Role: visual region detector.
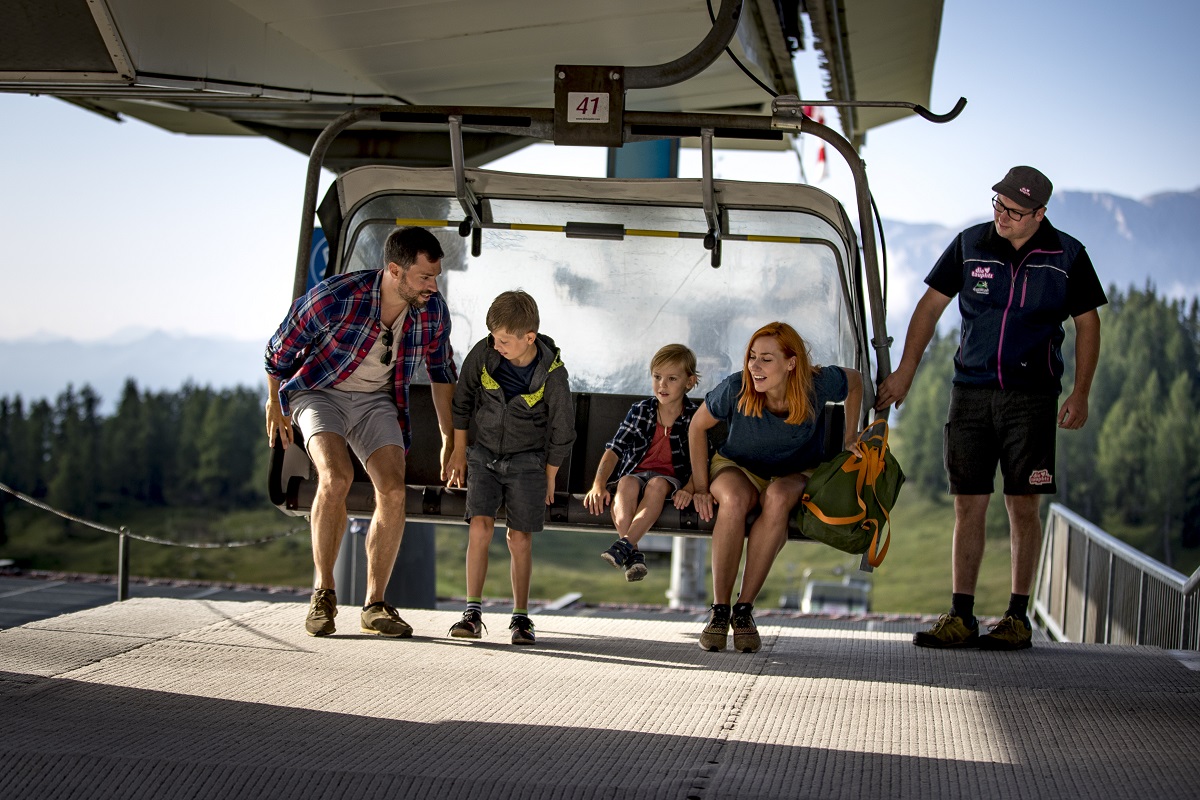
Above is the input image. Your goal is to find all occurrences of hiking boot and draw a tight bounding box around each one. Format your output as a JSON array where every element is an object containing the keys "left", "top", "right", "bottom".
[
  {"left": 698, "top": 604, "right": 731, "bottom": 651},
  {"left": 305, "top": 588, "right": 337, "bottom": 637},
  {"left": 913, "top": 613, "right": 979, "bottom": 649},
  {"left": 624, "top": 549, "right": 648, "bottom": 582},
  {"left": 509, "top": 615, "right": 536, "bottom": 645},
  {"left": 731, "top": 603, "right": 761, "bottom": 653},
  {"left": 601, "top": 537, "right": 635, "bottom": 569},
  {"left": 360, "top": 602, "right": 413, "bottom": 638},
  {"left": 979, "top": 615, "right": 1033, "bottom": 651},
  {"left": 449, "top": 609, "right": 486, "bottom": 639}
]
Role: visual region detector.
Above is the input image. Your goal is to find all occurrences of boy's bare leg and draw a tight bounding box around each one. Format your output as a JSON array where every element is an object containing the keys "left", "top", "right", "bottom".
[
  {"left": 307, "top": 432, "right": 355, "bottom": 591},
  {"left": 362, "top": 444, "right": 408, "bottom": 605},
  {"left": 465, "top": 516, "right": 495, "bottom": 599},
  {"left": 610, "top": 477, "right": 641, "bottom": 538},
  {"left": 507, "top": 528, "right": 533, "bottom": 610},
  {"left": 736, "top": 475, "right": 805, "bottom": 605},
  {"left": 709, "top": 471, "right": 757, "bottom": 605},
  {"left": 624, "top": 477, "right": 672, "bottom": 547}
]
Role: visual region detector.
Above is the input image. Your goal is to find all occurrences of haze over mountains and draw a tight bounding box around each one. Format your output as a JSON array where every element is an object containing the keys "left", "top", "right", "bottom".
[{"left": 3, "top": 187, "right": 1197, "bottom": 410}]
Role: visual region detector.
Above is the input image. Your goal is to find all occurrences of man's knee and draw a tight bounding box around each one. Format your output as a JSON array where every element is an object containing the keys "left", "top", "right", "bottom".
[
  {"left": 315, "top": 461, "right": 354, "bottom": 497},
  {"left": 1005, "top": 494, "right": 1042, "bottom": 525},
  {"left": 366, "top": 446, "right": 407, "bottom": 494}
]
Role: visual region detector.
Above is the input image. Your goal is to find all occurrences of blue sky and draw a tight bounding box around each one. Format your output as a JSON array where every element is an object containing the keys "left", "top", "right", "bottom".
[{"left": 2, "top": 1, "right": 1197, "bottom": 344}]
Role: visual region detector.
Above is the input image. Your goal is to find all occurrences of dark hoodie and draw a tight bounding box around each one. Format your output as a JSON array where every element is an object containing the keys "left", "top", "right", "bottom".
[{"left": 451, "top": 333, "right": 576, "bottom": 467}]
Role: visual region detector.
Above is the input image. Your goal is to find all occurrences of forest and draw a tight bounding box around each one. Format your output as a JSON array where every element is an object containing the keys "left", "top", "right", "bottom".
[
  {"left": 0, "top": 381, "right": 269, "bottom": 544},
  {"left": 2, "top": 285, "right": 1198, "bottom": 569}
]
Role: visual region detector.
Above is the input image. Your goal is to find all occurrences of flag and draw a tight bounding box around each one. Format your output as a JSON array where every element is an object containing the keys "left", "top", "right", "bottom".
[{"left": 802, "top": 105, "right": 830, "bottom": 183}]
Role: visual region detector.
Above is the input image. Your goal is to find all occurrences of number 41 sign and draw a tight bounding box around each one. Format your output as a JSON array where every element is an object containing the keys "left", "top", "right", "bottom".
[{"left": 567, "top": 92, "right": 610, "bottom": 124}]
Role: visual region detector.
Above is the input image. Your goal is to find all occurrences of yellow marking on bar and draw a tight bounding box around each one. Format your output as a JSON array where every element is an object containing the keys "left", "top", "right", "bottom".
[
  {"left": 508, "top": 223, "right": 565, "bottom": 233},
  {"left": 394, "top": 218, "right": 452, "bottom": 228},
  {"left": 742, "top": 234, "right": 804, "bottom": 243},
  {"left": 625, "top": 229, "right": 680, "bottom": 238}
]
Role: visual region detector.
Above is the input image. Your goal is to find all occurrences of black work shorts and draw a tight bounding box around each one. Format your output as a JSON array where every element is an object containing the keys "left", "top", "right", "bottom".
[{"left": 944, "top": 384, "right": 1058, "bottom": 496}]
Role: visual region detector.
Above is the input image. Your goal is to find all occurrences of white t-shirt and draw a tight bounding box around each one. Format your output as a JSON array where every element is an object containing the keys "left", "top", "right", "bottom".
[{"left": 334, "top": 315, "right": 405, "bottom": 393}]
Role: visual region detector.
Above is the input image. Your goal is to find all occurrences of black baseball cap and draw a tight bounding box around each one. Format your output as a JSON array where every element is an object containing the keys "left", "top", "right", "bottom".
[{"left": 992, "top": 166, "right": 1052, "bottom": 209}]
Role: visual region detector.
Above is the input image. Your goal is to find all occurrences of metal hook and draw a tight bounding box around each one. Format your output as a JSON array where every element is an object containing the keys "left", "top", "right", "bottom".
[
  {"left": 701, "top": 128, "right": 723, "bottom": 268},
  {"left": 449, "top": 115, "right": 483, "bottom": 229}
]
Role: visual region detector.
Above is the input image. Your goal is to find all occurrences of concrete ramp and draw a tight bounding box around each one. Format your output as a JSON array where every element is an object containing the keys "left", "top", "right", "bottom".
[{"left": 2, "top": 599, "right": 1198, "bottom": 799}]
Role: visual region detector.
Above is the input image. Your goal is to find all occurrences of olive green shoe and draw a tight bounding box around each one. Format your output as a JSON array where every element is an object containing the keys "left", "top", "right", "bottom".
[
  {"left": 305, "top": 588, "right": 337, "bottom": 637},
  {"left": 731, "top": 603, "right": 761, "bottom": 654},
  {"left": 978, "top": 615, "right": 1033, "bottom": 651},
  {"left": 360, "top": 602, "right": 413, "bottom": 638},
  {"left": 913, "top": 613, "right": 979, "bottom": 649},
  {"left": 698, "top": 604, "right": 731, "bottom": 651}
]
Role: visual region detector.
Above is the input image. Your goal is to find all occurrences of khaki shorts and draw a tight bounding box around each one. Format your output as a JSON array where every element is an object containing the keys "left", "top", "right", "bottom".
[
  {"left": 290, "top": 389, "right": 405, "bottom": 467},
  {"left": 709, "top": 452, "right": 771, "bottom": 493},
  {"left": 709, "top": 453, "right": 814, "bottom": 493}
]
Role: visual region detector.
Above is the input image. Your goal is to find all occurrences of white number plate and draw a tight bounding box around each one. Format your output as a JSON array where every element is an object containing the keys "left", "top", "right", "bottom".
[{"left": 567, "top": 92, "right": 609, "bottom": 124}]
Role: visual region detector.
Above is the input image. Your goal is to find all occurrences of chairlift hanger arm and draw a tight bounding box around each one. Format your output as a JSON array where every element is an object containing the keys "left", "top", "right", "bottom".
[
  {"left": 624, "top": 0, "right": 744, "bottom": 90},
  {"left": 787, "top": 96, "right": 968, "bottom": 125}
]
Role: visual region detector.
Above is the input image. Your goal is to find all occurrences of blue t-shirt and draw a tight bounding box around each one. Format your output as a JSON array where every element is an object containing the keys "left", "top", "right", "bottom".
[
  {"left": 706, "top": 366, "right": 849, "bottom": 477},
  {"left": 494, "top": 357, "right": 538, "bottom": 402}
]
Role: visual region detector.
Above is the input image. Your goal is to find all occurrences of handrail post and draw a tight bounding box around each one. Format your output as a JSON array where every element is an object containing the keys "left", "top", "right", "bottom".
[
  {"left": 117, "top": 532, "right": 129, "bottom": 602},
  {"left": 1104, "top": 551, "right": 1114, "bottom": 644}
]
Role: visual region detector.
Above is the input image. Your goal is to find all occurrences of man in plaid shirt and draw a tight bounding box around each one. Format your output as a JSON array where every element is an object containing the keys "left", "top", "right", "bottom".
[{"left": 265, "top": 226, "right": 457, "bottom": 638}]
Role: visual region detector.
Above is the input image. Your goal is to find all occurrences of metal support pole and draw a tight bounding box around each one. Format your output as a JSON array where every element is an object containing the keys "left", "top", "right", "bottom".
[
  {"left": 332, "top": 518, "right": 438, "bottom": 609},
  {"left": 667, "top": 537, "right": 708, "bottom": 609},
  {"left": 117, "top": 531, "right": 129, "bottom": 601}
]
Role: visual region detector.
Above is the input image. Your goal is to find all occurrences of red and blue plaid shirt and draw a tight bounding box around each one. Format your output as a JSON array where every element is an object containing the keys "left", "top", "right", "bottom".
[{"left": 265, "top": 269, "right": 457, "bottom": 451}]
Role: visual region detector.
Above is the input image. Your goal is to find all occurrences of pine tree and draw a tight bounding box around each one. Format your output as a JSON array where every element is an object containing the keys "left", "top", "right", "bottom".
[
  {"left": 891, "top": 330, "right": 956, "bottom": 497},
  {"left": 104, "top": 379, "right": 147, "bottom": 505},
  {"left": 1148, "top": 373, "right": 1197, "bottom": 566}
]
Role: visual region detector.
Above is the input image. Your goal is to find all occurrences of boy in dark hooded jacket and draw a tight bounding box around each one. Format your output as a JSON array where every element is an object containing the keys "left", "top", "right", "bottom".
[{"left": 446, "top": 290, "right": 575, "bottom": 644}]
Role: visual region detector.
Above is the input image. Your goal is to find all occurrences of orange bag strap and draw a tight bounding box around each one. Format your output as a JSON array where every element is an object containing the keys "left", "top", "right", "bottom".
[
  {"left": 857, "top": 419, "right": 894, "bottom": 567},
  {"left": 801, "top": 454, "right": 869, "bottom": 526},
  {"left": 801, "top": 417, "right": 896, "bottom": 566}
]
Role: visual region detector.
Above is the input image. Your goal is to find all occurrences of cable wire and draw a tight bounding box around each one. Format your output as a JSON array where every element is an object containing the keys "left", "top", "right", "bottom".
[
  {"left": 0, "top": 481, "right": 305, "bottom": 549},
  {"left": 706, "top": 0, "right": 779, "bottom": 98}
]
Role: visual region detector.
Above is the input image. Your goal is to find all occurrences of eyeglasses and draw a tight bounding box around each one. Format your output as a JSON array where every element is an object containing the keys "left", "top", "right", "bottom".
[
  {"left": 992, "top": 195, "right": 1039, "bottom": 221},
  {"left": 380, "top": 329, "right": 394, "bottom": 366}
]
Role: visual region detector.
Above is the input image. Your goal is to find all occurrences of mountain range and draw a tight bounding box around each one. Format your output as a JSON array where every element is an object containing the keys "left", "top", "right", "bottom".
[
  {"left": 0, "top": 332, "right": 267, "bottom": 411},
  {"left": 2, "top": 187, "right": 1196, "bottom": 409}
]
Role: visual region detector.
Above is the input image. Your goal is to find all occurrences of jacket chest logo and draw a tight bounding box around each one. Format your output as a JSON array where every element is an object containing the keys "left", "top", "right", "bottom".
[{"left": 973, "top": 280, "right": 990, "bottom": 296}]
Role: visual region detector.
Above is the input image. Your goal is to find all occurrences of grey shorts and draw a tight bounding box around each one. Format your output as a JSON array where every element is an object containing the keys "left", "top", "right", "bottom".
[
  {"left": 290, "top": 389, "right": 405, "bottom": 467},
  {"left": 945, "top": 384, "right": 1058, "bottom": 496},
  {"left": 611, "top": 470, "right": 682, "bottom": 495},
  {"left": 465, "top": 444, "right": 547, "bottom": 533}
]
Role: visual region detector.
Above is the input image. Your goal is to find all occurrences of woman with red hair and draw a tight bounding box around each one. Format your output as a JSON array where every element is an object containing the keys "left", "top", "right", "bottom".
[{"left": 689, "top": 322, "right": 862, "bottom": 652}]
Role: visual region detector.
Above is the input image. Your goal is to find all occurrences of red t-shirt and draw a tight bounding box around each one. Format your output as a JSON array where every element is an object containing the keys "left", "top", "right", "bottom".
[{"left": 635, "top": 423, "right": 675, "bottom": 476}]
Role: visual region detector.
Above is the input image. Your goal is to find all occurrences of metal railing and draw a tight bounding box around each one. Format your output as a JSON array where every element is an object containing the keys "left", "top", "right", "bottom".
[{"left": 1034, "top": 503, "right": 1200, "bottom": 650}]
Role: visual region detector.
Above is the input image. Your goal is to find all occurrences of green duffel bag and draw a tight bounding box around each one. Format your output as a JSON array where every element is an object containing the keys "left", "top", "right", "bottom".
[{"left": 795, "top": 418, "right": 905, "bottom": 567}]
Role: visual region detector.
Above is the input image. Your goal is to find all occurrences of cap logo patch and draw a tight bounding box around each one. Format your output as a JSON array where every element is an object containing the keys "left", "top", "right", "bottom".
[{"left": 1020, "top": 187, "right": 1031, "bottom": 197}]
